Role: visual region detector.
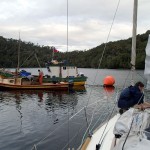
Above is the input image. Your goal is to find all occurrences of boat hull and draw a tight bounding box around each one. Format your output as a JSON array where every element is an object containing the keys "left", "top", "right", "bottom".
[
  {"left": 42, "top": 76, "right": 87, "bottom": 86},
  {"left": 73, "top": 81, "right": 86, "bottom": 86},
  {"left": 81, "top": 114, "right": 120, "bottom": 150},
  {"left": 0, "top": 82, "right": 69, "bottom": 90}
]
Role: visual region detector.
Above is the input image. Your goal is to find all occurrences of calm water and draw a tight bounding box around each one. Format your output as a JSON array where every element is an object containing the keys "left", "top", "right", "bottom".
[{"left": 0, "top": 68, "right": 148, "bottom": 150}]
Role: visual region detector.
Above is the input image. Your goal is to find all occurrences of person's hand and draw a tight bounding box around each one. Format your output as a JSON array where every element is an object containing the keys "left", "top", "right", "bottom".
[
  {"left": 140, "top": 104, "right": 144, "bottom": 110},
  {"left": 133, "top": 104, "right": 144, "bottom": 110}
]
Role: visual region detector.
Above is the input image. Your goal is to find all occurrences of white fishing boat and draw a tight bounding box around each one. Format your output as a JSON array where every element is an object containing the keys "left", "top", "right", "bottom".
[
  {"left": 43, "top": 60, "right": 87, "bottom": 86},
  {"left": 42, "top": 47, "right": 87, "bottom": 86},
  {"left": 80, "top": 0, "right": 150, "bottom": 150}
]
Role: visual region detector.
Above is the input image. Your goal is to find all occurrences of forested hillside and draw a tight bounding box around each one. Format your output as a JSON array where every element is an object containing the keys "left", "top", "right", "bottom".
[{"left": 0, "top": 30, "right": 149, "bottom": 69}]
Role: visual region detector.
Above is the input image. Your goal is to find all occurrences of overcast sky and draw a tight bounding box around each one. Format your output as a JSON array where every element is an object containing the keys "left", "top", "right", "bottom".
[{"left": 0, "top": 0, "right": 149, "bottom": 52}]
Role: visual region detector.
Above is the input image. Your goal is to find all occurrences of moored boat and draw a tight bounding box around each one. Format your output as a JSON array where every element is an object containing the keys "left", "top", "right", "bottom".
[
  {"left": 43, "top": 62, "right": 87, "bottom": 86},
  {"left": 0, "top": 72, "right": 69, "bottom": 90}
]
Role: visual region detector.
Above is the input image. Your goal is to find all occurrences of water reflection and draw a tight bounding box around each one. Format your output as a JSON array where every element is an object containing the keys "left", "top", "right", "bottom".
[
  {"left": 0, "top": 86, "right": 87, "bottom": 124},
  {"left": 0, "top": 87, "right": 86, "bottom": 109},
  {"left": 0, "top": 86, "right": 87, "bottom": 150},
  {"left": 103, "top": 86, "right": 115, "bottom": 94},
  {"left": 71, "top": 86, "right": 86, "bottom": 93},
  {"left": 44, "top": 88, "right": 82, "bottom": 124}
]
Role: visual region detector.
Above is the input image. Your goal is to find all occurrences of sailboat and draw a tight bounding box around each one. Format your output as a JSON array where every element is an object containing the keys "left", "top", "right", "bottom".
[{"left": 80, "top": 0, "right": 150, "bottom": 150}]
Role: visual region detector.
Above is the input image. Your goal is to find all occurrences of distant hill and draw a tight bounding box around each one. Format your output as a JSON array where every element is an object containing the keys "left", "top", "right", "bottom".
[{"left": 0, "top": 30, "right": 150, "bottom": 69}]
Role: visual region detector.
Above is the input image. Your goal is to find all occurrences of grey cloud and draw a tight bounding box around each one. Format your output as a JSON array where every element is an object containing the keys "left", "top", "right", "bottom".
[{"left": 0, "top": 0, "right": 149, "bottom": 52}]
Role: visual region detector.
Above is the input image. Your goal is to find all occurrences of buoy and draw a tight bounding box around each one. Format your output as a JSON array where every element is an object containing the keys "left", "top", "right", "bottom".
[{"left": 103, "top": 76, "right": 115, "bottom": 86}]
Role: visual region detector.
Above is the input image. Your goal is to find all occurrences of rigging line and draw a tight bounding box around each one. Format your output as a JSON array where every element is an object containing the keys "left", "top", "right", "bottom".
[
  {"left": 97, "top": 100, "right": 117, "bottom": 145},
  {"left": 120, "top": 94, "right": 144, "bottom": 149},
  {"left": 91, "top": 87, "right": 119, "bottom": 130},
  {"left": 79, "top": 102, "right": 99, "bottom": 149},
  {"left": 84, "top": 0, "right": 121, "bottom": 109},
  {"left": 86, "top": 77, "right": 98, "bottom": 86},
  {"left": 122, "top": 117, "right": 134, "bottom": 150},
  {"left": 123, "top": 70, "right": 132, "bottom": 88},
  {"left": 105, "top": 85, "right": 119, "bottom": 103},
  {"left": 97, "top": 0, "right": 121, "bottom": 70},
  {"left": 121, "top": 95, "right": 147, "bottom": 150},
  {"left": 30, "top": 120, "right": 69, "bottom": 150},
  {"left": 87, "top": 93, "right": 119, "bottom": 149},
  {"left": 79, "top": 86, "right": 117, "bottom": 146},
  {"left": 84, "top": 107, "right": 91, "bottom": 134},
  {"left": 20, "top": 51, "right": 35, "bottom": 67},
  {"left": 70, "top": 97, "right": 110, "bottom": 120},
  {"left": 33, "top": 145, "right": 37, "bottom": 150},
  {"left": 116, "top": 69, "right": 132, "bottom": 96},
  {"left": 80, "top": 88, "right": 119, "bottom": 148},
  {"left": 61, "top": 122, "right": 86, "bottom": 150},
  {"left": 88, "top": 102, "right": 111, "bottom": 133},
  {"left": 135, "top": 70, "right": 146, "bottom": 81},
  {"left": 137, "top": 92, "right": 144, "bottom": 105},
  {"left": 34, "top": 53, "right": 41, "bottom": 68},
  {"left": 93, "top": 91, "right": 118, "bottom": 144},
  {"left": 78, "top": 89, "right": 119, "bottom": 149},
  {"left": 79, "top": 95, "right": 118, "bottom": 150},
  {"left": 31, "top": 99, "right": 106, "bottom": 149},
  {"left": 31, "top": 106, "right": 86, "bottom": 149}
]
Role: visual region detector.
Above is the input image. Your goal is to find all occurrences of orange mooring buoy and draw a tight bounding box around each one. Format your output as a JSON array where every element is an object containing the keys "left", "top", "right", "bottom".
[{"left": 103, "top": 76, "right": 115, "bottom": 86}]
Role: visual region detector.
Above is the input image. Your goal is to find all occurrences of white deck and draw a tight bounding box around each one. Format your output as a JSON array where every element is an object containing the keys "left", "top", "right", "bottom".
[{"left": 86, "top": 114, "right": 120, "bottom": 150}]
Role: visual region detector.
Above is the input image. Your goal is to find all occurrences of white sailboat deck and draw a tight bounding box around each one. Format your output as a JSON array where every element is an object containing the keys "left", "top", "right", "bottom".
[{"left": 86, "top": 114, "right": 120, "bottom": 150}]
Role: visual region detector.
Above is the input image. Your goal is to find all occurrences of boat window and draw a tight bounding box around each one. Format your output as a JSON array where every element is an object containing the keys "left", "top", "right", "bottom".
[
  {"left": 63, "top": 67, "right": 66, "bottom": 70},
  {"left": 9, "top": 80, "right": 14, "bottom": 83}
]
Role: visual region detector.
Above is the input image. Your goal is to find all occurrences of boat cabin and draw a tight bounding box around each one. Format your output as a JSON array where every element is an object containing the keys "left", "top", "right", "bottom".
[{"left": 47, "top": 65, "right": 78, "bottom": 78}]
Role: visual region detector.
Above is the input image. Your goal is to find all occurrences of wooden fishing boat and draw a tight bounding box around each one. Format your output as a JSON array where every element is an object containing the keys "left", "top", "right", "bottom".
[{"left": 0, "top": 76, "right": 69, "bottom": 90}]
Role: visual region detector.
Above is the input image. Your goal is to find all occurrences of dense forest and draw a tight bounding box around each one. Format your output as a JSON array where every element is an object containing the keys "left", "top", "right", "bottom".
[{"left": 0, "top": 30, "right": 149, "bottom": 69}]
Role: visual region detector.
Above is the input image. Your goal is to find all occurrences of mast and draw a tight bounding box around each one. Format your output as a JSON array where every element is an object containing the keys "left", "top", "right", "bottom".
[
  {"left": 17, "top": 32, "right": 21, "bottom": 72},
  {"left": 66, "top": 0, "right": 69, "bottom": 77},
  {"left": 131, "top": 0, "right": 138, "bottom": 86}
]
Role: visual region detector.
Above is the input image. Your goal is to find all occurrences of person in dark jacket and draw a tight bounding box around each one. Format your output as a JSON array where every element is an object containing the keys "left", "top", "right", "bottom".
[{"left": 118, "top": 82, "right": 150, "bottom": 113}]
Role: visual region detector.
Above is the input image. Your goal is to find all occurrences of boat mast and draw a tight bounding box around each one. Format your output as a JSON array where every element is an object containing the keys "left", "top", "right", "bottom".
[
  {"left": 66, "top": 0, "right": 69, "bottom": 77},
  {"left": 17, "top": 32, "right": 21, "bottom": 72},
  {"left": 131, "top": 0, "right": 138, "bottom": 86}
]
